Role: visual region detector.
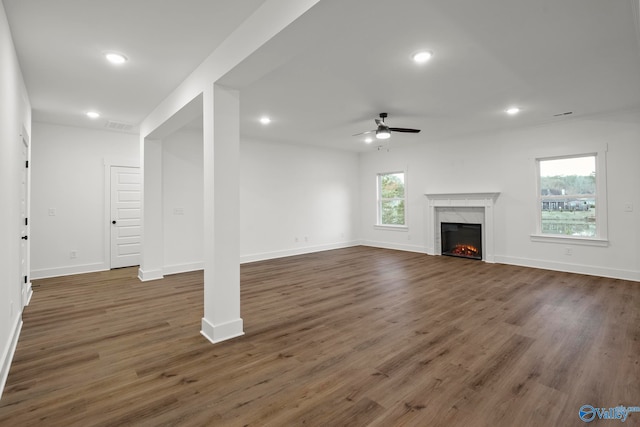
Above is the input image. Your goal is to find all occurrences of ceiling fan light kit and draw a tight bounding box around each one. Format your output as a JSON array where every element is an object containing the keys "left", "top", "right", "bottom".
[{"left": 376, "top": 127, "right": 391, "bottom": 139}]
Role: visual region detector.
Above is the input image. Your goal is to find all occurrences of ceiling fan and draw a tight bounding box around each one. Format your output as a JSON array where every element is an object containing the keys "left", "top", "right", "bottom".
[{"left": 354, "top": 112, "right": 421, "bottom": 140}]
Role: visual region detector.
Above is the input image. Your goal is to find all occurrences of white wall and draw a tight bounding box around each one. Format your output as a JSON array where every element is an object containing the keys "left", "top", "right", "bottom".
[
  {"left": 240, "top": 139, "right": 360, "bottom": 262},
  {"left": 0, "top": 1, "right": 31, "bottom": 397},
  {"left": 30, "top": 123, "right": 139, "bottom": 278},
  {"left": 157, "top": 132, "right": 361, "bottom": 271},
  {"left": 162, "top": 129, "right": 204, "bottom": 274},
  {"left": 359, "top": 109, "right": 640, "bottom": 281}
]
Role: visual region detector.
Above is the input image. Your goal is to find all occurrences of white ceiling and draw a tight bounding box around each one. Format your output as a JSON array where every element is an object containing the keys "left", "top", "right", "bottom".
[
  {"left": 5, "top": 0, "right": 640, "bottom": 152},
  {"left": 3, "top": 0, "right": 267, "bottom": 130}
]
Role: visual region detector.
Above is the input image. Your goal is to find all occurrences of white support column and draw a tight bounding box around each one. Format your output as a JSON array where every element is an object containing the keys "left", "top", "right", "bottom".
[
  {"left": 201, "top": 84, "right": 244, "bottom": 344},
  {"left": 139, "top": 138, "right": 164, "bottom": 281}
]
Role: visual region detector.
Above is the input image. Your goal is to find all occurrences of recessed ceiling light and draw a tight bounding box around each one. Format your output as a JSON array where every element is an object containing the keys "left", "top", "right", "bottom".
[
  {"left": 86, "top": 111, "right": 100, "bottom": 119},
  {"left": 105, "top": 52, "right": 127, "bottom": 65},
  {"left": 505, "top": 107, "right": 521, "bottom": 115},
  {"left": 259, "top": 117, "right": 271, "bottom": 125},
  {"left": 412, "top": 50, "right": 433, "bottom": 64},
  {"left": 365, "top": 137, "right": 373, "bottom": 144}
]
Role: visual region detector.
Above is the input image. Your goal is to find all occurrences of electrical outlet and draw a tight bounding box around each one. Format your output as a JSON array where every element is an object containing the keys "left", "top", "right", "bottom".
[
  {"left": 304, "top": 236, "right": 308, "bottom": 242},
  {"left": 70, "top": 250, "right": 77, "bottom": 259},
  {"left": 48, "top": 208, "right": 56, "bottom": 216},
  {"left": 624, "top": 203, "right": 633, "bottom": 212},
  {"left": 565, "top": 248, "right": 573, "bottom": 256},
  {"left": 173, "top": 207, "right": 184, "bottom": 215}
]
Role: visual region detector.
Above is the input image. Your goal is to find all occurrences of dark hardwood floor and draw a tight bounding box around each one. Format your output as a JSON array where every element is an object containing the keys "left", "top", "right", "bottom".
[{"left": 1, "top": 246, "right": 638, "bottom": 426}]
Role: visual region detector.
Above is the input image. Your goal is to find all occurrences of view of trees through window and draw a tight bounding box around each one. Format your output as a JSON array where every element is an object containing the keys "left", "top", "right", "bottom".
[
  {"left": 539, "top": 155, "right": 596, "bottom": 237},
  {"left": 378, "top": 172, "right": 405, "bottom": 226}
]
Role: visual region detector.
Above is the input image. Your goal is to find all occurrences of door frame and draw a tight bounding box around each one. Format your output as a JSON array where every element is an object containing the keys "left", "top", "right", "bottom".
[
  {"left": 103, "top": 158, "right": 139, "bottom": 269},
  {"left": 20, "top": 126, "right": 32, "bottom": 307}
]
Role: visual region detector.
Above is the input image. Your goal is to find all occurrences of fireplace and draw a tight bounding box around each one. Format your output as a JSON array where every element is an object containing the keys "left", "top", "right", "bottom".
[
  {"left": 425, "top": 192, "right": 499, "bottom": 262},
  {"left": 441, "top": 222, "right": 482, "bottom": 260}
]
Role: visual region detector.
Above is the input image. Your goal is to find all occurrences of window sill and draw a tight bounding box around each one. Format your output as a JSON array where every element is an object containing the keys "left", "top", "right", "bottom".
[
  {"left": 374, "top": 225, "right": 409, "bottom": 232},
  {"left": 530, "top": 234, "right": 608, "bottom": 247}
]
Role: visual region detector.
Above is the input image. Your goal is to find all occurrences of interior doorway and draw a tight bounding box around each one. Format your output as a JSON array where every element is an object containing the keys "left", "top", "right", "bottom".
[{"left": 110, "top": 166, "right": 141, "bottom": 268}]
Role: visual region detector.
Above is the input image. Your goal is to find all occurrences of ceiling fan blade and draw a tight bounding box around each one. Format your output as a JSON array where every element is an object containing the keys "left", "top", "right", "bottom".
[
  {"left": 352, "top": 129, "right": 376, "bottom": 136},
  {"left": 389, "top": 127, "right": 421, "bottom": 133}
]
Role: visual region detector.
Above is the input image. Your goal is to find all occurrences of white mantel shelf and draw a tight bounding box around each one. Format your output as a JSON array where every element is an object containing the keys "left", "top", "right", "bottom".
[
  {"left": 424, "top": 192, "right": 501, "bottom": 263},
  {"left": 425, "top": 192, "right": 501, "bottom": 205}
]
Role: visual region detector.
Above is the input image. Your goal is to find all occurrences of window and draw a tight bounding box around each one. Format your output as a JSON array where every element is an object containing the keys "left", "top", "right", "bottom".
[
  {"left": 377, "top": 172, "right": 406, "bottom": 226},
  {"left": 536, "top": 153, "right": 606, "bottom": 241}
]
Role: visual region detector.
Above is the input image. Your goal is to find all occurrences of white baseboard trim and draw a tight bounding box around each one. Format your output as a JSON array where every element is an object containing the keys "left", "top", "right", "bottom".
[
  {"left": 138, "top": 268, "right": 164, "bottom": 282},
  {"left": 494, "top": 255, "right": 640, "bottom": 282},
  {"left": 30, "top": 262, "right": 108, "bottom": 280},
  {"left": 240, "top": 241, "right": 360, "bottom": 264},
  {"left": 201, "top": 317, "right": 244, "bottom": 344},
  {"left": 360, "top": 240, "right": 427, "bottom": 254},
  {"left": 163, "top": 262, "right": 204, "bottom": 276},
  {"left": 0, "top": 315, "right": 23, "bottom": 400},
  {"left": 24, "top": 282, "right": 33, "bottom": 306}
]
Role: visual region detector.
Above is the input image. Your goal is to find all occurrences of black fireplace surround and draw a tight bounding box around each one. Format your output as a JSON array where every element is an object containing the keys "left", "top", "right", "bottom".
[{"left": 441, "top": 222, "right": 482, "bottom": 260}]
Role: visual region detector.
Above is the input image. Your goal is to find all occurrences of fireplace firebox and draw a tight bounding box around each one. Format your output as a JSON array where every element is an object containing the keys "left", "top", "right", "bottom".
[{"left": 441, "top": 222, "right": 482, "bottom": 260}]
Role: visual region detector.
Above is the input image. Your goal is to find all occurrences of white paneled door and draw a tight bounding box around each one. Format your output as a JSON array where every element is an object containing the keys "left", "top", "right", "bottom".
[{"left": 110, "top": 166, "right": 141, "bottom": 268}]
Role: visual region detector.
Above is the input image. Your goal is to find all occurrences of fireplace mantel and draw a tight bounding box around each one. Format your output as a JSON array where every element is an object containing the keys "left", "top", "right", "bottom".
[
  {"left": 425, "top": 192, "right": 500, "bottom": 206},
  {"left": 424, "top": 192, "right": 500, "bottom": 262}
]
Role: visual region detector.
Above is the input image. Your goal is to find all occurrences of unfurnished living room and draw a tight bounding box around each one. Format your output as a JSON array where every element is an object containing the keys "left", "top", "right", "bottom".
[{"left": 0, "top": 1, "right": 639, "bottom": 426}]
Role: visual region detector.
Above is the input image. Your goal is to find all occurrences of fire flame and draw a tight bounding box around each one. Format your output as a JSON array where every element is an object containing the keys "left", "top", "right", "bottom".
[{"left": 450, "top": 244, "right": 479, "bottom": 257}]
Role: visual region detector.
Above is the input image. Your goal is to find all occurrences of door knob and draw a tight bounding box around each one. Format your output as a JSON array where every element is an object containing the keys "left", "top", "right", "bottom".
[
  {"left": 21, "top": 236, "right": 28, "bottom": 240},
  {"left": 112, "top": 220, "right": 116, "bottom": 224}
]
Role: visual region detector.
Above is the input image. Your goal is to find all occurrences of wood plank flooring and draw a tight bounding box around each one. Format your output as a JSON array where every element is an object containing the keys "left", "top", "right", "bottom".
[{"left": 1, "top": 246, "right": 639, "bottom": 426}]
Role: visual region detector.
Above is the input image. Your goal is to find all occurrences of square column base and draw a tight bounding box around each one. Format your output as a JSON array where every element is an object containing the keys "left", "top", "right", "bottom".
[{"left": 201, "top": 317, "right": 244, "bottom": 344}]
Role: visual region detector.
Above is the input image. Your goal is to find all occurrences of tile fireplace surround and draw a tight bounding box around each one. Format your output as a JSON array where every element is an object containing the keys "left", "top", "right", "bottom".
[{"left": 425, "top": 192, "right": 500, "bottom": 262}]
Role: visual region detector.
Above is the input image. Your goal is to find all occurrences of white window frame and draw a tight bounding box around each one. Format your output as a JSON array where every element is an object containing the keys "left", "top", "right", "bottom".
[
  {"left": 531, "top": 149, "right": 608, "bottom": 246},
  {"left": 375, "top": 171, "right": 408, "bottom": 230}
]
